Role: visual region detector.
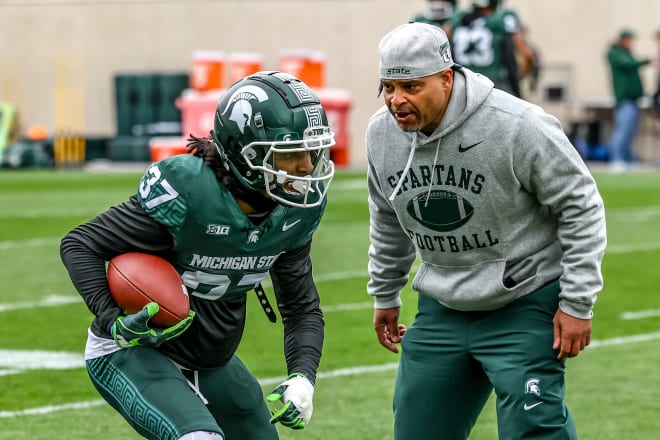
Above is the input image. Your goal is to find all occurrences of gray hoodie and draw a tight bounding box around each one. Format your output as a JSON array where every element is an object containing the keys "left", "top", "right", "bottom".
[{"left": 365, "top": 68, "right": 606, "bottom": 319}]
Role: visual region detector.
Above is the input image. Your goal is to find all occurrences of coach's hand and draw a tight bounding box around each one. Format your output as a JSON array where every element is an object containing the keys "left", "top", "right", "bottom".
[
  {"left": 374, "top": 307, "right": 406, "bottom": 353},
  {"left": 267, "top": 373, "right": 314, "bottom": 430},
  {"left": 110, "top": 302, "right": 195, "bottom": 348},
  {"left": 552, "top": 308, "right": 591, "bottom": 360}
]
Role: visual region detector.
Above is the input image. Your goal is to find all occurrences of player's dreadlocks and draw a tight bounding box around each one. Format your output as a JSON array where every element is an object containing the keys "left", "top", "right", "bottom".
[{"left": 186, "top": 135, "right": 276, "bottom": 214}]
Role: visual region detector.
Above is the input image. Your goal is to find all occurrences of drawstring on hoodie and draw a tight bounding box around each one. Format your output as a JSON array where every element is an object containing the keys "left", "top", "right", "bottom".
[
  {"left": 425, "top": 137, "right": 442, "bottom": 207},
  {"left": 388, "top": 131, "right": 442, "bottom": 206},
  {"left": 389, "top": 131, "right": 418, "bottom": 202}
]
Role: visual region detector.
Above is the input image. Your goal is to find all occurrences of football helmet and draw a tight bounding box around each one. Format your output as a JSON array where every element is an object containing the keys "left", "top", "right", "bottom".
[
  {"left": 211, "top": 71, "right": 335, "bottom": 208},
  {"left": 426, "top": 0, "right": 455, "bottom": 22}
]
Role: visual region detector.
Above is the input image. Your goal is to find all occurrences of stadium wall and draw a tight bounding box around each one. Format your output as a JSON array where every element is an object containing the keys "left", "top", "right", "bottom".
[{"left": 1, "top": 0, "right": 659, "bottom": 167}]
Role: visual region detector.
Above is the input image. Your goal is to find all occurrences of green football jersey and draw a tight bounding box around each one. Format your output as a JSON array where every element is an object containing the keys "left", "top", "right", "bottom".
[
  {"left": 450, "top": 9, "right": 521, "bottom": 84},
  {"left": 136, "top": 154, "right": 325, "bottom": 302}
]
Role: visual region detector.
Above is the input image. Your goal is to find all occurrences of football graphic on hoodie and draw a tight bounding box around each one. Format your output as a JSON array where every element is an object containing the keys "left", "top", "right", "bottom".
[{"left": 406, "top": 190, "right": 474, "bottom": 232}]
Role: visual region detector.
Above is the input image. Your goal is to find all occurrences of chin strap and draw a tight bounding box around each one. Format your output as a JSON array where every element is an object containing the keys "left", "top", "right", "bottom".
[{"left": 255, "top": 283, "right": 277, "bottom": 323}]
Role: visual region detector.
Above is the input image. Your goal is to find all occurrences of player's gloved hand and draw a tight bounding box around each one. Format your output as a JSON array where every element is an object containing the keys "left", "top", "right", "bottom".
[
  {"left": 266, "top": 373, "right": 314, "bottom": 430},
  {"left": 110, "top": 302, "right": 195, "bottom": 348}
]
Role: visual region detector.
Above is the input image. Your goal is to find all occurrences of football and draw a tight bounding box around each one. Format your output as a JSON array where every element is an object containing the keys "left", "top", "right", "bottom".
[
  {"left": 406, "top": 190, "right": 474, "bottom": 232},
  {"left": 107, "top": 252, "right": 190, "bottom": 328}
]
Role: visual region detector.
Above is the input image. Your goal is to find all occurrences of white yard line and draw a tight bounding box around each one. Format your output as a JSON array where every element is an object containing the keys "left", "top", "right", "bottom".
[
  {"left": 0, "top": 295, "right": 81, "bottom": 312},
  {"left": 2, "top": 331, "right": 660, "bottom": 418},
  {"left": 0, "top": 350, "right": 85, "bottom": 371},
  {"left": 606, "top": 242, "right": 660, "bottom": 254},
  {"left": 620, "top": 309, "right": 660, "bottom": 320},
  {"left": 0, "top": 237, "right": 60, "bottom": 251}
]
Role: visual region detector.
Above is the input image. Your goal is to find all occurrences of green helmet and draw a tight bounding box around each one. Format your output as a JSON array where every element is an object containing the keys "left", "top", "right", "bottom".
[{"left": 211, "top": 71, "right": 335, "bottom": 208}]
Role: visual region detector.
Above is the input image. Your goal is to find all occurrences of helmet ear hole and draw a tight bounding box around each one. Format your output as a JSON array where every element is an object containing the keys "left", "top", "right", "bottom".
[{"left": 244, "top": 147, "right": 257, "bottom": 161}]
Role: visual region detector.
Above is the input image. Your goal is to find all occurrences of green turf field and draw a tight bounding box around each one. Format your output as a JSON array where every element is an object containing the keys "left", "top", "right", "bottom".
[{"left": 1, "top": 167, "right": 659, "bottom": 439}]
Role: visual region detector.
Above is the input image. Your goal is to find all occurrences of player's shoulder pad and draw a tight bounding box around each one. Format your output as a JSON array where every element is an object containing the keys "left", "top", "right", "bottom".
[
  {"left": 152, "top": 154, "right": 207, "bottom": 187},
  {"left": 136, "top": 154, "right": 208, "bottom": 228}
]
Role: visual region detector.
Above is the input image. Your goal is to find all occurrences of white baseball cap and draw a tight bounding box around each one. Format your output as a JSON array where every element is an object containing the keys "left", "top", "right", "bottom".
[{"left": 379, "top": 22, "right": 455, "bottom": 80}]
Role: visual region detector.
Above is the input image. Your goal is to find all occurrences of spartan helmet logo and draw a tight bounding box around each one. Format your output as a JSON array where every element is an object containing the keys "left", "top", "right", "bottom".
[
  {"left": 524, "top": 378, "right": 541, "bottom": 396},
  {"left": 221, "top": 85, "right": 269, "bottom": 134}
]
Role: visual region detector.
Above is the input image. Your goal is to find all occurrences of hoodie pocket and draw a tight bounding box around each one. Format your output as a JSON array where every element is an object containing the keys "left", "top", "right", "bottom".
[{"left": 412, "top": 259, "right": 539, "bottom": 311}]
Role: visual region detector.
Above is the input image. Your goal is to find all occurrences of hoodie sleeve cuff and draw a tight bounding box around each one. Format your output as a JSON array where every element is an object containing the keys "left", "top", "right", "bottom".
[
  {"left": 559, "top": 300, "right": 593, "bottom": 320},
  {"left": 373, "top": 296, "right": 403, "bottom": 310}
]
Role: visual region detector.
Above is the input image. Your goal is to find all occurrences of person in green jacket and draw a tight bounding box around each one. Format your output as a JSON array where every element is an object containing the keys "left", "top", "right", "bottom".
[{"left": 606, "top": 28, "right": 651, "bottom": 171}]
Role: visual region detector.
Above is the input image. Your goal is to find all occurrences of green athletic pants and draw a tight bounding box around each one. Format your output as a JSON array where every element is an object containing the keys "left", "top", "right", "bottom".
[
  {"left": 394, "top": 280, "right": 577, "bottom": 440},
  {"left": 86, "top": 348, "right": 278, "bottom": 440}
]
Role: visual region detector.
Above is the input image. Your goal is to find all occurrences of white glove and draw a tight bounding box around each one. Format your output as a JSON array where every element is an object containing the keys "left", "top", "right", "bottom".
[{"left": 266, "top": 373, "right": 315, "bottom": 429}]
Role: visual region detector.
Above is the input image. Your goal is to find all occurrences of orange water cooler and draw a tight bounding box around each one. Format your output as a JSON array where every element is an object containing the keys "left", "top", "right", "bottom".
[
  {"left": 228, "top": 52, "right": 264, "bottom": 85},
  {"left": 190, "top": 50, "right": 225, "bottom": 91},
  {"left": 149, "top": 137, "right": 189, "bottom": 162},
  {"left": 278, "top": 49, "right": 325, "bottom": 88}
]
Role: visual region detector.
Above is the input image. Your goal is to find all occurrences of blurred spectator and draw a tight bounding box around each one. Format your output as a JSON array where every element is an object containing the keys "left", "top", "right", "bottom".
[
  {"left": 652, "top": 29, "right": 660, "bottom": 117},
  {"left": 445, "top": 0, "right": 535, "bottom": 98},
  {"left": 519, "top": 24, "right": 542, "bottom": 96},
  {"left": 411, "top": 0, "right": 456, "bottom": 29},
  {"left": 606, "top": 28, "right": 651, "bottom": 172}
]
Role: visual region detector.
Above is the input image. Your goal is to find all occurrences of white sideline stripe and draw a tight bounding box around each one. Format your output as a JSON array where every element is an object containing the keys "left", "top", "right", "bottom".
[
  {"left": 0, "top": 237, "right": 60, "bottom": 251},
  {"left": 3, "top": 237, "right": 660, "bottom": 255},
  {"left": 620, "top": 309, "right": 660, "bottom": 320},
  {"left": 330, "top": 179, "right": 367, "bottom": 190},
  {"left": 313, "top": 270, "right": 368, "bottom": 282},
  {"left": 588, "top": 331, "right": 660, "bottom": 348},
  {"left": 0, "top": 295, "right": 81, "bottom": 312},
  {"left": 323, "top": 302, "right": 373, "bottom": 312},
  {"left": 2, "top": 331, "right": 660, "bottom": 419},
  {"left": 606, "top": 242, "right": 660, "bottom": 254},
  {"left": 607, "top": 206, "right": 660, "bottom": 219},
  {"left": 0, "top": 400, "right": 107, "bottom": 418},
  {"left": 0, "top": 350, "right": 85, "bottom": 370},
  {"left": 5, "top": 293, "right": 658, "bottom": 321},
  {"left": 0, "top": 207, "right": 102, "bottom": 220},
  {"left": 257, "top": 362, "right": 400, "bottom": 388},
  {"left": 0, "top": 295, "right": 375, "bottom": 314}
]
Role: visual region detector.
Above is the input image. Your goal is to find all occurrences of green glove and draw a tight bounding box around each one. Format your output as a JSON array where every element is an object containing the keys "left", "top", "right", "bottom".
[
  {"left": 267, "top": 373, "right": 314, "bottom": 430},
  {"left": 110, "top": 302, "right": 195, "bottom": 348}
]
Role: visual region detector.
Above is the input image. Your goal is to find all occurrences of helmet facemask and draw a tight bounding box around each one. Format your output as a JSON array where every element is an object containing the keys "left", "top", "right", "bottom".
[{"left": 241, "top": 126, "right": 335, "bottom": 208}]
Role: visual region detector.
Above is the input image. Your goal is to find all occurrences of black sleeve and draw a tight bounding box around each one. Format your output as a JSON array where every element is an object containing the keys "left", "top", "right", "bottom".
[
  {"left": 269, "top": 241, "right": 324, "bottom": 385},
  {"left": 60, "top": 195, "right": 174, "bottom": 336}
]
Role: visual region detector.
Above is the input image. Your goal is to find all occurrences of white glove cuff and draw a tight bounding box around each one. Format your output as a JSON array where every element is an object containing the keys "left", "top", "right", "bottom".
[{"left": 283, "top": 375, "right": 315, "bottom": 423}]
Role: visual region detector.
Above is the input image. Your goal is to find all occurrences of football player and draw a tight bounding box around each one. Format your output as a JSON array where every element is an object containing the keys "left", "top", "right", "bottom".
[
  {"left": 411, "top": 0, "right": 456, "bottom": 28},
  {"left": 446, "top": 0, "right": 536, "bottom": 98},
  {"left": 61, "top": 71, "right": 335, "bottom": 440}
]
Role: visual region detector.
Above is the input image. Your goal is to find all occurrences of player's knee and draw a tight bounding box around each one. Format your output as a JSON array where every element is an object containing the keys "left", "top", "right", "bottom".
[{"left": 178, "top": 431, "right": 224, "bottom": 440}]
